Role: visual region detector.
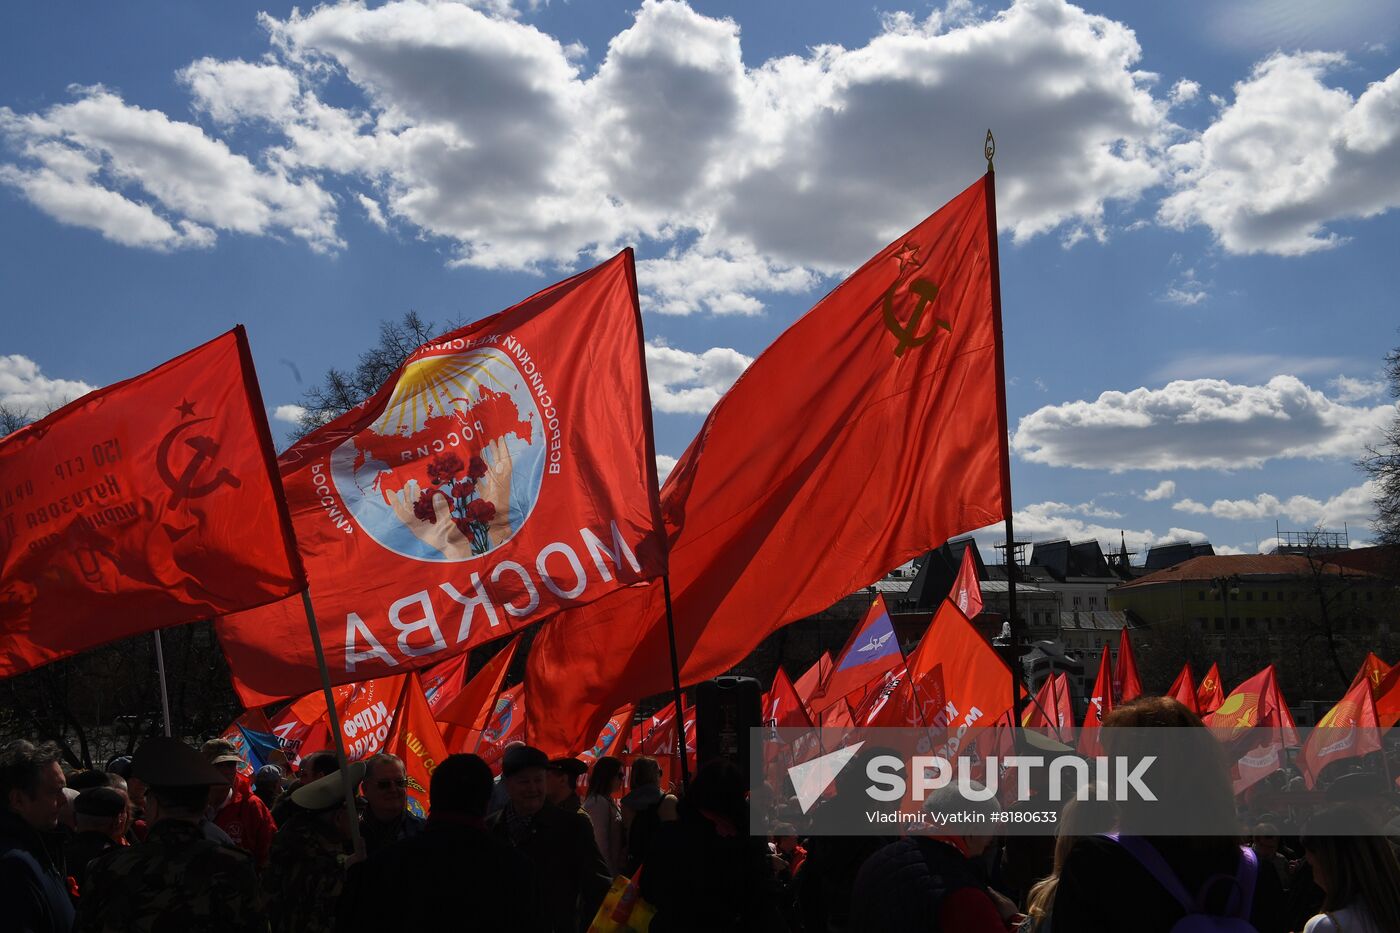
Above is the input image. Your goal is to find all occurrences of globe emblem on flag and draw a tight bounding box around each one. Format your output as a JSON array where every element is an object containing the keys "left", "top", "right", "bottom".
[
  {"left": 483, "top": 696, "right": 513, "bottom": 744},
  {"left": 330, "top": 346, "right": 546, "bottom": 562}
]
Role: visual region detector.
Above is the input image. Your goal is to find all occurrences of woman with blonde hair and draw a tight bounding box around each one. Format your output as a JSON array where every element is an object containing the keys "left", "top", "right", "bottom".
[
  {"left": 1019, "top": 795, "right": 1117, "bottom": 932},
  {"left": 1299, "top": 804, "right": 1400, "bottom": 933}
]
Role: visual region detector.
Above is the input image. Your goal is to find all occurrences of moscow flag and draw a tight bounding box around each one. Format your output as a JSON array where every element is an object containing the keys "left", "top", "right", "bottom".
[{"left": 216, "top": 251, "right": 666, "bottom": 703}]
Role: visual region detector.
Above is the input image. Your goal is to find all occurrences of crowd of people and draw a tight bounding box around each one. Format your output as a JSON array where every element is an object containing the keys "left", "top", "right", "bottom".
[{"left": 3, "top": 696, "right": 1400, "bottom": 932}]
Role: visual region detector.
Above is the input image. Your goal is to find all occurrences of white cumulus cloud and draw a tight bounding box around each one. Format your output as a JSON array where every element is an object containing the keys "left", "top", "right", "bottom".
[
  {"left": 1159, "top": 52, "right": 1400, "bottom": 254},
  {"left": 272, "top": 404, "right": 308, "bottom": 425},
  {"left": 1172, "top": 479, "right": 1378, "bottom": 527},
  {"left": 656, "top": 454, "right": 678, "bottom": 484},
  {"left": 1012, "top": 375, "right": 1395, "bottom": 471},
  {"left": 645, "top": 341, "right": 752, "bottom": 414},
  {"left": 1141, "top": 480, "right": 1176, "bottom": 501},
  {"left": 0, "top": 355, "right": 94, "bottom": 416}
]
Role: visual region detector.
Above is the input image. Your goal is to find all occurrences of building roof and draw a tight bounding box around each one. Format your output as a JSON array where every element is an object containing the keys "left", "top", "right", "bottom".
[
  {"left": 871, "top": 578, "right": 913, "bottom": 594},
  {"left": 980, "top": 580, "right": 1054, "bottom": 595},
  {"left": 1057, "top": 609, "right": 1131, "bottom": 630},
  {"left": 1143, "top": 540, "right": 1216, "bottom": 571},
  {"left": 1115, "top": 553, "right": 1376, "bottom": 590}
]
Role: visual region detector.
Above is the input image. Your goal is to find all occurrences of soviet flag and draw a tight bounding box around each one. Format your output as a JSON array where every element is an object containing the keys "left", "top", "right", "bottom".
[{"left": 0, "top": 327, "right": 302, "bottom": 677}]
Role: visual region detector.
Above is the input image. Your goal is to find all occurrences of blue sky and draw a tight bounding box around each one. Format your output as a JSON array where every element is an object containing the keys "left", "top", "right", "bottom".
[{"left": 2, "top": 0, "right": 1398, "bottom": 560}]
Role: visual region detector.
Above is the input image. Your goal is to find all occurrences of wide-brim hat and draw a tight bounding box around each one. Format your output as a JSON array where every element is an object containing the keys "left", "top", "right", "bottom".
[
  {"left": 291, "top": 761, "right": 368, "bottom": 814},
  {"left": 133, "top": 737, "right": 231, "bottom": 788}
]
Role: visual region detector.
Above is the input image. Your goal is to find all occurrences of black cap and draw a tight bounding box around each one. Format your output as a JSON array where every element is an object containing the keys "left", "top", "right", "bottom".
[
  {"left": 132, "top": 737, "right": 230, "bottom": 788},
  {"left": 546, "top": 758, "right": 589, "bottom": 779},
  {"left": 501, "top": 744, "right": 549, "bottom": 777},
  {"left": 74, "top": 786, "right": 127, "bottom": 818}
]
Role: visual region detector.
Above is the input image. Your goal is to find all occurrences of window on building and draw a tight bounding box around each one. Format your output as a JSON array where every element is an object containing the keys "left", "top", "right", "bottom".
[
  {"left": 1215, "top": 618, "right": 1224, "bottom": 630},
  {"left": 1261, "top": 591, "right": 1269, "bottom": 601},
  {"left": 1073, "top": 596, "right": 1082, "bottom": 607},
  {"left": 1367, "top": 591, "right": 1374, "bottom": 602},
  {"left": 1194, "top": 618, "right": 1207, "bottom": 630},
  {"left": 1246, "top": 618, "right": 1255, "bottom": 630},
  {"left": 1231, "top": 618, "right": 1241, "bottom": 630},
  {"left": 1245, "top": 591, "right": 1253, "bottom": 601},
  {"left": 1198, "top": 591, "right": 1205, "bottom": 601}
]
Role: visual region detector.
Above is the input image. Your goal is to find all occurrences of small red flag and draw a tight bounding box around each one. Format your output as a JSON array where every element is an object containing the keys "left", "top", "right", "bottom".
[
  {"left": 1167, "top": 663, "right": 1199, "bottom": 715},
  {"left": 793, "top": 651, "right": 833, "bottom": 715},
  {"left": 216, "top": 251, "right": 666, "bottom": 702},
  {"left": 383, "top": 672, "right": 449, "bottom": 817},
  {"left": 765, "top": 666, "right": 815, "bottom": 730},
  {"left": 474, "top": 683, "right": 526, "bottom": 770},
  {"left": 1078, "top": 647, "right": 1115, "bottom": 756},
  {"left": 1348, "top": 652, "right": 1392, "bottom": 701},
  {"left": 1197, "top": 662, "right": 1225, "bottom": 715},
  {"left": 1207, "top": 665, "right": 1298, "bottom": 794},
  {"left": 888, "top": 599, "right": 1013, "bottom": 735},
  {"left": 952, "top": 543, "right": 983, "bottom": 618},
  {"left": 436, "top": 635, "right": 520, "bottom": 753},
  {"left": 1114, "top": 628, "right": 1143, "bottom": 704},
  {"left": 1376, "top": 665, "right": 1400, "bottom": 730},
  {"left": 526, "top": 175, "right": 1007, "bottom": 754},
  {"left": 1299, "top": 677, "right": 1381, "bottom": 789},
  {"left": 578, "top": 703, "right": 635, "bottom": 766},
  {"left": 0, "top": 328, "right": 303, "bottom": 677},
  {"left": 419, "top": 652, "right": 471, "bottom": 718}
]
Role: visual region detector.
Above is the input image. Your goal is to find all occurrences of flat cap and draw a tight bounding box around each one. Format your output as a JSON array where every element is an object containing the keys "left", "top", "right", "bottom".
[
  {"left": 291, "top": 761, "right": 367, "bottom": 813},
  {"left": 546, "top": 758, "right": 589, "bottom": 779},
  {"left": 133, "top": 737, "right": 230, "bottom": 788},
  {"left": 75, "top": 786, "right": 127, "bottom": 818},
  {"left": 501, "top": 744, "right": 549, "bottom": 777}
]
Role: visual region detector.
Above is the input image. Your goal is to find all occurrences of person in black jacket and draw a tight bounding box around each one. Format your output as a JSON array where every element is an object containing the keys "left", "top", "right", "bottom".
[
  {"left": 489, "top": 745, "right": 611, "bottom": 933},
  {"left": 640, "top": 760, "right": 782, "bottom": 932},
  {"left": 0, "top": 740, "right": 75, "bottom": 933},
  {"left": 64, "top": 787, "right": 128, "bottom": 897},
  {"left": 340, "top": 754, "right": 544, "bottom": 931}
]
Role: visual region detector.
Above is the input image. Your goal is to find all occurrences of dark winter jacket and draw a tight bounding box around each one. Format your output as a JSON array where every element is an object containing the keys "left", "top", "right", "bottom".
[
  {"left": 849, "top": 835, "right": 1005, "bottom": 933},
  {"left": 0, "top": 809, "right": 78, "bottom": 933}
]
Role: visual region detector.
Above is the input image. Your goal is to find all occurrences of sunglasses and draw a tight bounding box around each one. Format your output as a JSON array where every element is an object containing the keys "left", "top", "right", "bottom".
[{"left": 373, "top": 778, "right": 408, "bottom": 790}]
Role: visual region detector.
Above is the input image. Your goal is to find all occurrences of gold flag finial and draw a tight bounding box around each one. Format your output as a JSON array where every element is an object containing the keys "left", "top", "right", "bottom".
[{"left": 985, "top": 129, "right": 995, "bottom": 170}]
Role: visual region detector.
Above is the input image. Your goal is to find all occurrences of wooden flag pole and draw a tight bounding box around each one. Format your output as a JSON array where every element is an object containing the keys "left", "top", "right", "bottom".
[
  {"left": 299, "top": 589, "right": 365, "bottom": 857},
  {"left": 984, "top": 130, "right": 1024, "bottom": 734}
]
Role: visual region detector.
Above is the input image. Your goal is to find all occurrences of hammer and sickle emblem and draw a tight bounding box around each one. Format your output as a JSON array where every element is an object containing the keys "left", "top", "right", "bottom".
[
  {"left": 157, "top": 417, "right": 241, "bottom": 509},
  {"left": 882, "top": 276, "right": 952, "bottom": 357}
]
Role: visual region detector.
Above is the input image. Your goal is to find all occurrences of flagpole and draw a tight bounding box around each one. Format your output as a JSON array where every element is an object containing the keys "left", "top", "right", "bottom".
[
  {"left": 984, "top": 131, "right": 1024, "bottom": 734},
  {"left": 300, "top": 589, "right": 365, "bottom": 857},
  {"left": 661, "top": 575, "right": 692, "bottom": 791},
  {"left": 152, "top": 631, "right": 173, "bottom": 737}
]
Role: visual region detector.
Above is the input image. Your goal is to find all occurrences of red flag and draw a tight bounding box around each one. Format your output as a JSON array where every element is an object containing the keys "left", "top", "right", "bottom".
[
  {"left": 525, "top": 176, "right": 1006, "bottom": 754},
  {"left": 1207, "top": 665, "right": 1298, "bottom": 794},
  {"left": 1376, "top": 665, "right": 1400, "bottom": 730},
  {"left": 764, "top": 667, "right": 814, "bottom": 730},
  {"left": 793, "top": 652, "right": 833, "bottom": 714},
  {"left": 216, "top": 251, "right": 666, "bottom": 703},
  {"left": 889, "top": 599, "right": 1013, "bottom": 736},
  {"left": 1167, "top": 663, "right": 1199, "bottom": 715},
  {"left": 1114, "top": 628, "right": 1143, "bottom": 704},
  {"left": 851, "top": 667, "right": 906, "bottom": 726},
  {"left": 1078, "top": 647, "right": 1115, "bottom": 756},
  {"left": 1023, "top": 674, "right": 1071, "bottom": 741},
  {"left": 1348, "top": 652, "right": 1392, "bottom": 701},
  {"left": 383, "top": 672, "right": 449, "bottom": 817},
  {"left": 812, "top": 596, "right": 903, "bottom": 713},
  {"left": 475, "top": 683, "right": 526, "bottom": 770},
  {"left": 1299, "top": 678, "right": 1382, "bottom": 789},
  {"left": 1197, "top": 662, "right": 1225, "bottom": 715},
  {"left": 578, "top": 703, "right": 635, "bottom": 766},
  {"left": 952, "top": 543, "right": 983, "bottom": 618},
  {"left": 419, "top": 651, "right": 471, "bottom": 717},
  {"left": 819, "top": 698, "right": 855, "bottom": 731},
  {"left": 436, "top": 635, "right": 520, "bottom": 752},
  {"left": 0, "top": 328, "right": 302, "bottom": 678}
]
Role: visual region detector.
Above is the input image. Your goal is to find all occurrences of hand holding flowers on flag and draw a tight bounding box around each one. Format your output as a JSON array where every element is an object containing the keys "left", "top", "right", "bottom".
[
  {"left": 389, "top": 477, "right": 476, "bottom": 561},
  {"left": 475, "top": 437, "right": 514, "bottom": 547}
]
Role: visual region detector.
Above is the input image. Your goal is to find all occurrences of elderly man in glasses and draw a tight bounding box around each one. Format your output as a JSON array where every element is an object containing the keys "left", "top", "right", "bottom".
[{"left": 358, "top": 753, "right": 425, "bottom": 856}]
